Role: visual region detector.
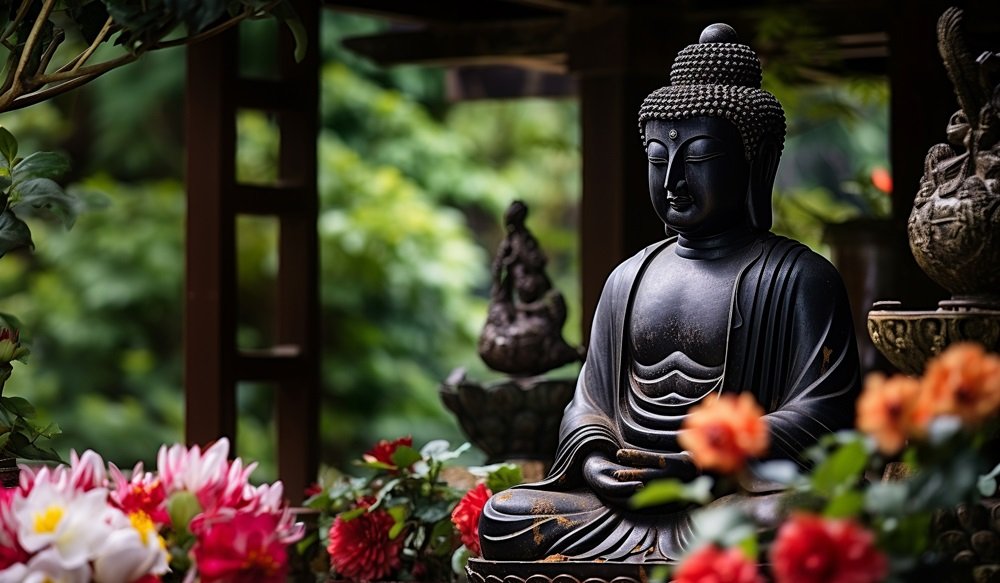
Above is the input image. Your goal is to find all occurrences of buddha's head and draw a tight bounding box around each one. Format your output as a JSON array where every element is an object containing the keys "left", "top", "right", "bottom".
[{"left": 639, "top": 23, "right": 786, "bottom": 235}]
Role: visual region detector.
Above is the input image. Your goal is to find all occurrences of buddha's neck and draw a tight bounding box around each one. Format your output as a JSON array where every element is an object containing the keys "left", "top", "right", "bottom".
[{"left": 675, "top": 225, "right": 758, "bottom": 260}]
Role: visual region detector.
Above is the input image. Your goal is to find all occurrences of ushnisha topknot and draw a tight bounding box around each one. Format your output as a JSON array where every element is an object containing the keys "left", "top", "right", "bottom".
[{"left": 638, "top": 23, "right": 786, "bottom": 161}]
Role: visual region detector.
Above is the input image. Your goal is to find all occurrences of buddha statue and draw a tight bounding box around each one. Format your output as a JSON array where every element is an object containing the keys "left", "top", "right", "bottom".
[{"left": 478, "top": 23, "right": 861, "bottom": 563}]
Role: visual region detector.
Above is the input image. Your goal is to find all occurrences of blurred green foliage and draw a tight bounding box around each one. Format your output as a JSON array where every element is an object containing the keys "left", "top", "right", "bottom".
[
  {"left": 0, "top": 12, "right": 581, "bottom": 482},
  {"left": 0, "top": 9, "right": 887, "bottom": 484}
]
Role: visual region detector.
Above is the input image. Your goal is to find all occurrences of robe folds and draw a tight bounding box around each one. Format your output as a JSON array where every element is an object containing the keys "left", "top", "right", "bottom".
[{"left": 479, "top": 233, "right": 861, "bottom": 562}]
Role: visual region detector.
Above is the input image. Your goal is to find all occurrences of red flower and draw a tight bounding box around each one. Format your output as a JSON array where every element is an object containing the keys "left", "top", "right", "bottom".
[
  {"left": 770, "top": 514, "right": 887, "bottom": 583},
  {"left": 0, "top": 488, "right": 28, "bottom": 570},
  {"left": 112, "top": 476, "right": 169, "bottom": 525},
  {"left": 363, "top": 437, "right": 414, "bottom": 469},
  {"left": 674, "top": 545, "right": 764, "bottom": 583},
  {"left": 304, "top": 482, "right": 323, "bottom": 498},
  {"left": 191, "top": 510, "right": 290, "bottom": 583},
  {"left": 328, "top": 507, "right": 403, "bottom": 581},
  {"left": 451, "top": 483, "right": 492, "bottom": 556}
]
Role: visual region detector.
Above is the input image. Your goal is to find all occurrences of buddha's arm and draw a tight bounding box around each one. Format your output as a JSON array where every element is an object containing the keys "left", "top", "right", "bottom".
[
  {"left": 546, "top": 260, "right": 633, "bottom": 486},
  {"left": 758, "top": 254, "right": 861, "bottom": 462}
]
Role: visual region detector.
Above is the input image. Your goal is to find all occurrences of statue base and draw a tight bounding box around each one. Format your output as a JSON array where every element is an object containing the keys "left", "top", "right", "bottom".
[
  {"left": 867, "top": 302, "right": 1000, "bottom": 375},
  {"left": 467, "top": 558, "right": 671, "bottom": 583}
]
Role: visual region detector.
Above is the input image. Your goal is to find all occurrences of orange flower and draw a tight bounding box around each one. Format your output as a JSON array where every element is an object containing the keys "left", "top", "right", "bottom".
[
  {"left": 919, "top": 343, "right": 1000, "bottom": 426},
  {"left": 870, "top": 166, "right": 892, "bottom": 194},
  {"left": 856, "top": 372, "right": 921, "bottom": 455},
  {"left": 678, "top": 392, "right": 769, "bottom": 474}
]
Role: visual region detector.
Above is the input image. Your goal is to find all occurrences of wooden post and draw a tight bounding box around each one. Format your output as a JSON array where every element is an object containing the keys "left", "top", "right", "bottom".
[{"left": 569, "top": 6, "right": 681, "bottom": 342}]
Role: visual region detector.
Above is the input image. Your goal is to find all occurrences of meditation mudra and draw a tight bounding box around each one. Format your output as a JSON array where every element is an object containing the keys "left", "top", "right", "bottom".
[{"left": 478, "top": 23, "right": 861, "bottom": 562}]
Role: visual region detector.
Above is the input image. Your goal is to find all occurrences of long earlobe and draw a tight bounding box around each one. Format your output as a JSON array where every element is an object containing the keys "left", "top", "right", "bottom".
[{"left": 747, "top": 139, "right": 779, "bottom": 230}]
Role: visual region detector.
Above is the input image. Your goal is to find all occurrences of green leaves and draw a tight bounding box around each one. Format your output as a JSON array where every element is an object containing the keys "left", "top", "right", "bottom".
[
  {"left": 0, "top": 128, "right": 79, "bottom": 262},
  {"left": 631, "top": 476, "right": 714, "bottom": 509},
  {"left": 690, "top": 505, "right": 758, "bottom": 553},
  {"left": 271, "top": 1, "right": 308, "bottom": 62},
  {"left": 0, "top": 128, "right": 17, "bottom": 168},
  {"left": 485, "top": 464, "right": 522, "bottom": 493},
  {"left": 0, "top": 211, "right": 33, "bottom": 258},
  {"left": 11, "top": 179, "right": 81, "bottom": 228},
  {"left": 809, "top": 436, "right": 869, "bottom": 498},
  {"left": 13, "top": 152, "right": 70, "bottom": 184},
  {"left": 978, "top": 460, "right": 1000, "bottom": 497},
  {"left": 391, "top": 445, "right": 422, "bottom": 470},
  {"left": 2, "top": 396, "right": 35, "bottom": 418}
]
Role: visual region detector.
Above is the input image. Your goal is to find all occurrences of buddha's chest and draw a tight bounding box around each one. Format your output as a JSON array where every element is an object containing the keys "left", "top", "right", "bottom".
[{"left": 628, "top": 249, "right": 744, "bottom": 367}]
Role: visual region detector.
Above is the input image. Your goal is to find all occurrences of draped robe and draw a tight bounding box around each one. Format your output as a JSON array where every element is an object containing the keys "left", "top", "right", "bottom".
[{"left": 479, "top": 233, "right": 861, "bottom": 562}]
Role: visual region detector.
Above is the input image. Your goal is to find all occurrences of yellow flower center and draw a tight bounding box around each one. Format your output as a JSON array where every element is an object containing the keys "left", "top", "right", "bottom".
[
  {"left": 129, "top": 511, "right": 156, "bottom": 545},
  {"left": 33, "top": 506, "right": 64, "bottom": 534}
]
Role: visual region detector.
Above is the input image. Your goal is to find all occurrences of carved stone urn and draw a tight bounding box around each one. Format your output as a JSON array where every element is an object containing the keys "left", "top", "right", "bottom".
[{"left": 869, "top": 8, "right": 1000, "bottom": 374}]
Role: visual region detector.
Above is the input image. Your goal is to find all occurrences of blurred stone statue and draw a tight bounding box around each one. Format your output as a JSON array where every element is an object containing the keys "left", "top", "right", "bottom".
[
  {"left": 478, "top": 23, "right": 861, "bottom": 563},
  {"left": 440, "top": 201, "right": 581, "bottom": 469},
  {"left": 478, "top": 200, "right": 583, "bottom": 376},
  {"left": 908, "top": 7, "right": 1000, "bottom": 308}
]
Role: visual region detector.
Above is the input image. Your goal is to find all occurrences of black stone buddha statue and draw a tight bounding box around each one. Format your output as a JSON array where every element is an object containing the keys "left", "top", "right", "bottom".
[{"left": 478, "top": 23, "right": 861, "bottom": 563}]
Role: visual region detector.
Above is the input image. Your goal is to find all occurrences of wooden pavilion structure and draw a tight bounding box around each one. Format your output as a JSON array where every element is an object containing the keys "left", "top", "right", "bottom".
[{"left": 183, "top": 0, "right": 1000, "bottom": 500}]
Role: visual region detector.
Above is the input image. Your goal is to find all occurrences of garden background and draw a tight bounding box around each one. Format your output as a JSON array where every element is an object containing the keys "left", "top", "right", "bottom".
[{"left": 0, "top": 11, "right": 888, "bottom": 482}]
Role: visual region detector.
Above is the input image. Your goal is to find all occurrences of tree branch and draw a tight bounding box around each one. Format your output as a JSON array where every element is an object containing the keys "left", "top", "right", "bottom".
[
  {"left": 3, "top": 72, "right": 100, "bottom": 113},
  {"left": 1, "top": 1, "right": 34, "bottom": 44},
  {"left": 69, "top": 16, "right": 115, "bottom": 72},
  {"left": 34, "top": 52, "right": 137, "bottom": 86},
  {"left": 8, "top": 0, "right": 56, "bottom": 96},
  {"left": 33, "top": 28, "right": 64, "bottom": 80}
]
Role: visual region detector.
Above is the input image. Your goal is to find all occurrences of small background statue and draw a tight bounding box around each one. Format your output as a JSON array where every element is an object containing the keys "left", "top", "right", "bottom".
[
  {"left": 478, "top": 200, "right": 583, "bottom": 376},
  {"left": 441, "top": 201, "right": 582, "bottom": 473}
]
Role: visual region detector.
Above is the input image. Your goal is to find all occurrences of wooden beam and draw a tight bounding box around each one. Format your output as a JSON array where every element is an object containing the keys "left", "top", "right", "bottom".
[
  {"left": 275, "top": 0, "right": 321, "bottom": 505},
  {"left": 341, "top": 19, "right": 568, "bottom": 69},
  {"left": 324, "top": 0, "right": 558, "bottom": 24},
  {"left": 499, "top": 0, "right": 589, "bottom": 12},
  {"left": 570, "top": 6, "right": 676, "bottom": 340},
  {"left": 185, "top": 30, "right": 238, "bottom": 449}
]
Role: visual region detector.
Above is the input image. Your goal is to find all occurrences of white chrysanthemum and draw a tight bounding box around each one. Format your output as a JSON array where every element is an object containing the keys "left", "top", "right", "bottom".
[
  {"left": 13, "top": 481, "right": 116, "bottom": 568},
  {"left": 0, "top": 548, "right": 90, "bottom": 583},
  {"left": 92, "top": 511, "right": 170, "bottom": 582}
]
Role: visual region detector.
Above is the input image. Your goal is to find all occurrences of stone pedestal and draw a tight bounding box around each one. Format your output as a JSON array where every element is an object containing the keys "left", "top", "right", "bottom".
[{"left": 467, "top": 558, "right": 666, "bottom": 583}]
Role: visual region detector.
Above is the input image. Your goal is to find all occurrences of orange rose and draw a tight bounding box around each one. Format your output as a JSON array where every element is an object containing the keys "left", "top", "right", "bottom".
[
  {"left": 919, "top": 343, "right": 1000, "bottom": 426},
  {"left": 678, "top": 392, "right": 769, "bottom": 474},
  {"left": 856, "top": 372, "right": 921, "bottom": 455}
]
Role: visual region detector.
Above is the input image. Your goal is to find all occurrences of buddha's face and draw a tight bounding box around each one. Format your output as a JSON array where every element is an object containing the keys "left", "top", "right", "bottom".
[{"left": 644, "top": 118, "right": 751, "bottom": 236}]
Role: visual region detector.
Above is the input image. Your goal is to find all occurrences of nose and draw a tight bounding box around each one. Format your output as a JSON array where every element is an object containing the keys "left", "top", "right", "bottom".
[{"left": 663, "top": 151, "right": 685, "bottom": 193}]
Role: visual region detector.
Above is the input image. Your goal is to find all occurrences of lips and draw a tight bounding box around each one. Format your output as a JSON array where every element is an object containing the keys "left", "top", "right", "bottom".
[{"left": 666, "top": 193, "right": 693, "bottom": 210}]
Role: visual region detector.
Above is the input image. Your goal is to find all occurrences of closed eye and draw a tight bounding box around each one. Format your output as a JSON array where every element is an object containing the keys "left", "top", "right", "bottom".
[
  {"left": 647, "top": 156, "right": 668, "bottom": 164},
  {"left": 685, "top": 151, "right": 725, "bottom": 163}
]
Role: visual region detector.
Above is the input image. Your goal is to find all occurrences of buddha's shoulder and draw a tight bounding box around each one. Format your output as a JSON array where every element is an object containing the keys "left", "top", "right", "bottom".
[{"left": 758, "top": 233, "right": 844, "bottom": 286}]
